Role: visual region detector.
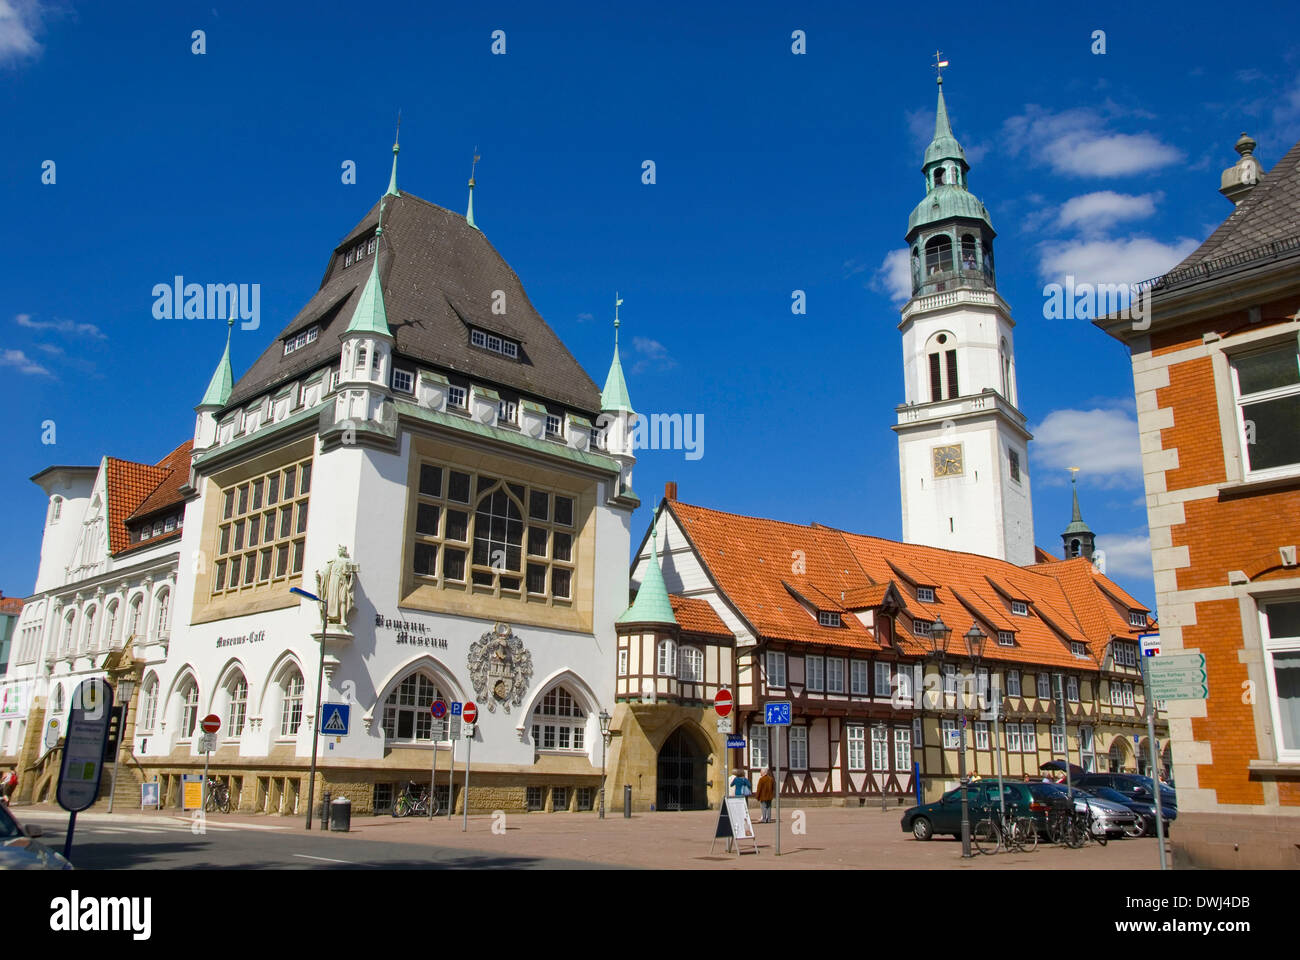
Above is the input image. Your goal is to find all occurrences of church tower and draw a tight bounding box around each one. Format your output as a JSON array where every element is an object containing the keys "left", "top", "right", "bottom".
[
  {"left": 1061, "top": 470, "right": 1096, "bottom": 561},
  {"left": 892, "top": 64, "right": 1036, "bottom": 565}
]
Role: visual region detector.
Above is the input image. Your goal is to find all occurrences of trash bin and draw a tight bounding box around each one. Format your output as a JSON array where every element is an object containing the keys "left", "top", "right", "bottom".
[{"left": 329, "top": 796, "right": 351, "bottom": 832}]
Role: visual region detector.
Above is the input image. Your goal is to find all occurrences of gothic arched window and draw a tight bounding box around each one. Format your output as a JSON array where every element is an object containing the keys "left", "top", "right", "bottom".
[
  {"left": 81, "top": 606, "right": 97, "bottom": 652},
  {"left": 926, "top": 332, "right": 960, "bottom": 402},
  {"left": 223, "top": 671, "right": 248, "bottom": 738},
  {"left": 924, "top": 236, "right": 953, "bottom": 276},
  {"left": 531, "top": 685, "right": 587, "bottom": 751},
  {"left": 999, "top": 338, "right": 1011, "bottom": 400},
  {"left": 49, "top": 496, "right": 63, "bottom": 524},
  {"left": 104, "top": 601, "right": 119, "bottom": 650},
  {"left": 178, "top": 677, "right": 200, "bottom": 738},
  {"left": 278, "top": 665, "right": 305, "bottom": 737},
  {"left": 472, "top": 482, "right": 524, "bottom": 591},
  {"left": 139, "top": 674, "right": 159, "bottom": 732},
  {"left": 382, "top": 671, "right": 446, "bottom": 742}
]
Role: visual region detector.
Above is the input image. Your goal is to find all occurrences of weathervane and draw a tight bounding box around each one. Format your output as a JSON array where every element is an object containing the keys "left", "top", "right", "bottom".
[
  {"left": 394, "top": 110, "right": 402, "bottom": 151},
  {"left": 470, "top": 146, "right": 480, "bottom": 185},
  {"left": 933, "top": 50, "right": 949, "bottom": 83}
]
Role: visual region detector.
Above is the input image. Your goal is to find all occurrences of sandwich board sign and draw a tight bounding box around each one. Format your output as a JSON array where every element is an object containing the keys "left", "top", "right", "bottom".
[
  {"left": 181, "top": 774, "right": 204, "bottom": 811},
  {"left": 710, "top": 796, "right": 758, "bottom": 857}
]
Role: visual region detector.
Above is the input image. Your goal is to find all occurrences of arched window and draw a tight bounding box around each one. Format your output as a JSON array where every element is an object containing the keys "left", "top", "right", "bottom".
[
  {"left": 49, "top": 496, "right": 63, "bottom": 523},
  {"left": 356, "top": 345, "right": 369, "bottom": 372},
  {"left": 982, "top": 242, "right": 995, "bottom": 281},
  {"left": 279, "top": 666, "right": 305, "bottom": 737},
  {"left": 224, "top": 672, "right": 248, "bottom": 738},
  {"left": 81, "top": 606, "right": 97, "bottom": 652},
  {"left": 472, "top": 483, "right": 524, "bottom": 591},
  {"left": 531, "top": 686, "right": 586, "bottom": 751},
  {"left": 1069, "top": 538, "right": 1082, "bottom": 558},
  {"left": 679, "top": 646, "right": 705, "bottom": 682},
  {"left": 657, "top": 639, "right": 677, "bottom": 676},
  {"left": 104, "top": 601, "right": 119, "bottom": 651},
  {"left": 178, "top": 677, "right": 199, "bottom": 738},
  {"left": 926, "top": 332, "right": 960, "bottom": 401},
  {"left": 51, "top": 684, "right": 65, "bottom": 716},
  {"left": 139, "top": 675, "right": 158, "bottom": 732},
  {"left": 128, "top": 595, "right": 144, "bottom": 639},
  {"left": 1107, "top": 739, "right": 1127, "bottom": 773},
  {"left": 61, "top": 611, "right": 76, "bottom": 654},
  {"left": 911, "top": 247, "right": 921, "bottom": 294},
  {"left": 999, "top": 338, "right": 1011, "bottom": 400},
  {"left": 1161, "top": 742, "right": 1173, "bottom": 783},
  {"left": 933, "top": 167, "right": 945, "bottom": 186},
  {"left": 153, "top": 590, "right": 171, "bottom": 639},
  {"left": 960, "top": 234, "right": 977, "bottom": 271},
  {"left": 924, "top": 235, "right": 953, "bottom": 276},
  {"left": 382, "top": 671, "right": 446, "bottom": 741}
]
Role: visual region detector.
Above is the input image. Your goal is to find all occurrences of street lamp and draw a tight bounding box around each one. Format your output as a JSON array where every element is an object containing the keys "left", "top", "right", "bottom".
[
  {"left": 923, "top": 615, "right": 971, "bottom": 858},
  {"left": 874, "top": 720, "right": 888, "bottom": 812},
  {"left": 598, "top": 709, "right": 612, "bottom": 819},
  {"left": 964, "top": 623, "right": 1004, "bottom": 818},
  {"left": 291, "top": 584, "right": 328, "bottom": 831}
]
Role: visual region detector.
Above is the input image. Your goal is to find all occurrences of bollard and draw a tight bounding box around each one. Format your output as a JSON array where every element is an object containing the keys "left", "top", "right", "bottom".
[
  {"left": 320, "top": 789, "right": 331, "bottom": 830},
  {"left": 623, "top": 784, "right": 631, "bottom": 818}
]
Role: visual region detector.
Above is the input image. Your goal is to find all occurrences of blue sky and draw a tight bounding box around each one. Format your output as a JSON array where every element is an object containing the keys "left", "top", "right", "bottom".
[{"left": 4, "top": 1, "right": 1300, "bottom": 610}]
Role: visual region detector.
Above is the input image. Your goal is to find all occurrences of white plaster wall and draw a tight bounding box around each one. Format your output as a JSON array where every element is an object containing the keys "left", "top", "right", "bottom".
[{"left": 900, "top": 305, "right": 1017, "bottom": 406}]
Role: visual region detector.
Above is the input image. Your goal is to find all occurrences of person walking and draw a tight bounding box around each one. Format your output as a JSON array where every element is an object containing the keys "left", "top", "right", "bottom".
[
  {"left": 731, "top": 772, "right": 753, "bottom": 798},
  {"left": 755, "top": 766, "right": 775, "bottom": 823}
]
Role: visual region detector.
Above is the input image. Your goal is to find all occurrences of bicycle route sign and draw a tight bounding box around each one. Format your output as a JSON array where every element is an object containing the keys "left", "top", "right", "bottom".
[{"left": 1148, "top": 654, "right": 1208, "bottom": 700}]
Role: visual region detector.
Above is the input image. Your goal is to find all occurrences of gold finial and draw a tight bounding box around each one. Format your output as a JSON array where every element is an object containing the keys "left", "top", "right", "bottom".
[
  {"left": 469, "top": 146, "right": 480, "bottom": 187},
  {"left": 1068, "top": 466, "right": 1081, "bottom": 482},
  {"left": 933, "top": 50, "right": 949, "bottom": 83}
]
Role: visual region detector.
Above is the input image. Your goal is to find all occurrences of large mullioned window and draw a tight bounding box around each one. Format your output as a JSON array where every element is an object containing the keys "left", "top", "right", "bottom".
[
  {"left": 409, "top": 461, "right": 575, "bottom": 602},
  {"left": 212, "top": 458, "right": 312, "bottom": 596}
]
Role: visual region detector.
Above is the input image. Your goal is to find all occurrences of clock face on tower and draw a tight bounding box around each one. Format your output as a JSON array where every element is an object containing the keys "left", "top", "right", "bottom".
[{"left": 932, "top": 443, "right": 964, "bottom": 478}]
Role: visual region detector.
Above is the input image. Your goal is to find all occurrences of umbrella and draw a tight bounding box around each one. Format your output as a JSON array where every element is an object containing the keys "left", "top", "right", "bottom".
[{"left": 1039, "top": 760, "right": 1084, "bottom": 776}]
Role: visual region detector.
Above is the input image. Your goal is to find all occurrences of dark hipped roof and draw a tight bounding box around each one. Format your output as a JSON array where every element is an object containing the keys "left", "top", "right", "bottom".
[
  {"left": 1170, "top": 140, "right": 1300, "bottom": 271},
  {"left": 227, "top": 192, "right": 602, "bottom": 414}
]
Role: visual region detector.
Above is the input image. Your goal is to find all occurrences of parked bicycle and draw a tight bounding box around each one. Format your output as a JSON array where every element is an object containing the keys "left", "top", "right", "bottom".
[
  {"left": 1045, "top": 793, "right": 1106, "bottom": 848},
  {"left": 204, "top": 778, "right": 231, "bottom": 814},
  {"left": 392, "top": 782, "right": 439, "bottom": 818},
  {"left": 974, "top": 804, "right": 1038, "bottom": 854}
]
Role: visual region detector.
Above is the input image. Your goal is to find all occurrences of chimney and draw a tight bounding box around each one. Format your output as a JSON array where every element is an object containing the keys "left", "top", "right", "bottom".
[
  {"left": 664, "top": 481, "right": 677, "bottom": 501},
  {"left": 1220, "top": 132, "right": 1263, "bottom": 205}
]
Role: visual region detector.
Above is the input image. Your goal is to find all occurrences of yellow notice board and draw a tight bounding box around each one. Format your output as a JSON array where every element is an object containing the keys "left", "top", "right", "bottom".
[{"left": 182, "top": 775, "right": 204, "bottom": 811}]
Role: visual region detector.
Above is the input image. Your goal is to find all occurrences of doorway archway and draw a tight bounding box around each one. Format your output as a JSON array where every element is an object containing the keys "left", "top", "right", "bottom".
[{"left": 657, "top": 725, "right": 709, "bottom": 811}]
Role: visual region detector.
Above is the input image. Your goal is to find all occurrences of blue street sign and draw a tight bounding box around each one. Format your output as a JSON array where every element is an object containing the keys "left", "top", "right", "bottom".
[
  {"left": 451, "top": 701, "right": 463, "bottom": 716},
  {"left": 726, "top": 736, "right": 746, "bottom": 749},
  {"left": 320, "top": 703, "right": 350, "bottom": 735},
  {"left": 764, "top": 701, "right": 792, "bottom": 726}
]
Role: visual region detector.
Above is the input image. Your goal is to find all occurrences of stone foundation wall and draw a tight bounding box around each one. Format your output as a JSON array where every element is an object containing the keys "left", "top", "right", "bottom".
[{"left": 1172, "top": 811, "right": 1300, "bottom": 869}]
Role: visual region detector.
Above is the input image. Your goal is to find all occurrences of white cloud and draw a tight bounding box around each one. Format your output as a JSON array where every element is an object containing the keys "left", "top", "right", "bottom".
[
  {"left": 630, "top": 336, "right": 676, "bottom": 374},
  {"left": 34, "top": 342, "right": 62, "bottom": 354},
  {"left": 1038, "top": 235, "right": 1200, "bottom": 287},
  {"left": 575, "top": 312, "right": 593, "bottom": 323},
  {"left": 1095, "top": 532, "right": 1153, "bottom": 583},
  {"left": 1032, "top": 406, "right": 1143, "bottom": 488},
  {"left": 871, "top": 248, "right": 911, "bottom": 303},
  {"left": 1057, "top": 191, "right": 1161, "bottom": 232},
  {"left": 1, "top": 348, "right": 50, "bottom": 375},
  {"left": 15, "top": 312, "right": 107, "bottom": 339},
  {"left": 1003, "top": 105, "right": 1182, "bottom": 177},
  {"left": 0, "top": 1, "right": 44, "bottom": 65}
]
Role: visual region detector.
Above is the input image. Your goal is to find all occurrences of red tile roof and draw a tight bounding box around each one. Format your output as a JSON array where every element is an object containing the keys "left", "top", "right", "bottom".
[
  {"left": 666, "top": 499, "right": 1152, "bottom": 672},
  {"left": 668, "top": 595, "right": 733, "bottom": 640},
  {"left": 0, "top": 593, "right": 23, "bottom": 617},
  {"left": 110, "top": 440, "right": 193, "bottom": 557}
]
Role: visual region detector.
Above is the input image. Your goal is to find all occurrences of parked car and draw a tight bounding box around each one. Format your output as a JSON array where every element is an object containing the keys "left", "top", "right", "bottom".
[
  {"left": 0, "top": 806, "right": 72, "bottom": 870},
  {"left": 1040, "top": 784, "right": 1141, "bottom": 838},
  {"left": 1087, "top": 785, "right": 1176, "bottom": 837},
  {"left": 901, "top": 780, "right": 1057, "bottom": 840},
  {"left": 1074, "top": 773, "right": 1177, "bottom": 811}
]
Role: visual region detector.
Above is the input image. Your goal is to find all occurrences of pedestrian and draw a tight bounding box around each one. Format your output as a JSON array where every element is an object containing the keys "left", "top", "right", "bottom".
[
  {"left": 0, "top": 769, "right": 17, "bottom": 806},
  {"left": 731, "top": 772, "right": 753, "bottom": 798},
  {"left": 755, "top": 766, "right": 775, "bottom": 823}
]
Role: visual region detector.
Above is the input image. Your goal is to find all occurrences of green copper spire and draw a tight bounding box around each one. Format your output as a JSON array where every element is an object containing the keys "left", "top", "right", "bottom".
[
  {"left": 385, "top": 116, "right": 401, "bottom": 198},
  {"left": 466, "top": 149, "right": 480, "bottom": 230},
  {"left": 1063, "top": 471, "right": 1093, "bottom": 536},
  {"left": 198, "top": 317, "right": 234, "bottom": 408},
  {"left": 907, "top": 62, "right": 993, "bottom": 237},
  {"left": 346, "top": 201, "right": 394, "bottom": 337},
  {"left": 601, "top": 293, "right": 634, "bottom": 414},
  {"left": 617, "top": 509, "right": 678, "bottom": 627}
]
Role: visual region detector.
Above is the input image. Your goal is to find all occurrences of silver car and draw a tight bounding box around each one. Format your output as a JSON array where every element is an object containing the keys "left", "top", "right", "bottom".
[{"left": 1069, "top": 788, "right": 1141, "bottom": 838}]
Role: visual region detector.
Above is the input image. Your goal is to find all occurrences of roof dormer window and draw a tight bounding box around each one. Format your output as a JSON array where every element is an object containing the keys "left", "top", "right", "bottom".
[
  {"left": 1071, "top": 641, "right": 1088, "bottom": 658},
  {"left": 818, "top": 611, "right": 842, "bottom": 627},
  {"left": 1011, "top": 600, "right": 1029, "bottom": 616},
  {"left": 283, "top": 326, "right": 319, "bottom": 356},
  {"left": 916, "top": 587, "right": 935, "bottom": 603},
  {"left": 470, "top": 327, "right": 519, "bottom": 360},
  {"left": 997, "top": 631, "right": 1015, "bottom": 646},
  {"left": 1129, "top": 611, "right": 1146, "bottom": 627}
]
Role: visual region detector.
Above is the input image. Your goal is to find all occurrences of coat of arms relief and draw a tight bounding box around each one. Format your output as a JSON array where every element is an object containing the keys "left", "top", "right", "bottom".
[{"left": 467, "top": 622, "right": 533, "bottom": 714}]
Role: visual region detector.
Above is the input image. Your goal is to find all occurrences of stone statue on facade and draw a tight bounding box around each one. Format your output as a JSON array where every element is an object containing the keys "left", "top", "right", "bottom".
[{"left": 317, "top": 545, "right": 359, "bottom": 625}]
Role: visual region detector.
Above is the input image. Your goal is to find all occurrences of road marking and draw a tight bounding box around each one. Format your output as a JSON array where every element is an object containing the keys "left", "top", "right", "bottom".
[{"left": 292, "top": 854, "right": 354, "bottom": 864}]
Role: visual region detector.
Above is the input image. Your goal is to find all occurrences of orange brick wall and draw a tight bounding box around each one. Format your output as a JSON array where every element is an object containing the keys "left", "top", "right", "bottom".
[
  {"left": 1173, "top": 491, "right": 1300, "bottom": 591},
  {"left": 1157, "top": 356, "right": 1226, "bottom": 490}
]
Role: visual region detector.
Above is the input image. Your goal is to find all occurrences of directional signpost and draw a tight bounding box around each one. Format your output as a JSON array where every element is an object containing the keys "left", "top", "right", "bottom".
[
  {"left": 1148, "top": 654, "right": 1208, "bottom": 700},
  {"left": 430, "top": 699, "right": 447, "bottom": 819},
  {"left": 765, "top": 700, "right": 792, "bottom": 855}
]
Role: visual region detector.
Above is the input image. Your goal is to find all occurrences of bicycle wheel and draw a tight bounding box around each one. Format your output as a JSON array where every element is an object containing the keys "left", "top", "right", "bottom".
[
  {"left": 394, "top": 796, "right": 413, "bottom": 818},
  {"left": 1013, "top": 818, "right": 1038, "bottom": 852},
  {"left": 430, "top": 798, "right": 441, "bottom": 817},
  {"left": 1065, "top": 817, "right": 1086, "bottom": 849},
  {"left": 217, "top": 790, "right": 231, "bottom": 814},
  {"left": 203, "top": 792, "right": 216, "bottom": 813},
  {"left": 973, "top": 819, "right": 999, "bottom": 855}
]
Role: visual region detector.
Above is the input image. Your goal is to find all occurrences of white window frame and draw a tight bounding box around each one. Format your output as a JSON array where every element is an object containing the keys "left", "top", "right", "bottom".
[
  {"left": 1021, "top": 723, "right": 1037, "bottom": 753},
  {"left": 657, "top": 640, "right": 676, "bottom": 677},
  {"left": 1129, "top": 611, "right": 1146, "bottom": 627},
  {"left": 942, "top": 662, "right": 957, "bottom": 696},
  {"left": 805, "top": 655, "right": 824, "bottom": 692},
  {"left": 916, "top": 587, "right": 935, "bottom": 603},
  {"left": 751, "top": 724, "right": 769, "bottom": 769},
  {"left": 1071, "top": 641, "right": 1088, "bottom": 658},
  {"left": 871, "top": 726, "right": 889, "bottom": 771},
  {"left": 941, "top": 718, "right": 959, "bottom": 749},
  {"left": 392, "top": 369, "right": 415, "bottom": 394},
  {"left": 1122, "top": 682, "right": 1135, "bottom": 708},
  {"left": 1110, "top": 682, "right": 1123, "bottom": 706},
  {"left": 826, "top": 657, "right": 845, "bottom": 694},
  {"left": 846, "top": 724, "right": 865, "bottom": 771},
  {"left": 545, "top": 413, "right": 563, "bottom": 438},
  {"left": 1260, "top": 599, "right": 1300, "bottom": 761},
  {"left": 850, "top": 660, "right": 868, "bottom": 695},
  {"left": 617, "top": 649, "right": 628, "bottom": 676},
  {"left": 1006, "top": 669, "right": 1021, "bottom": 697},
  {"left": 1067, "top": 676, "right": 1080, "bottom": 702},
  {"left": 1051, "top": 723, "right": 1067, "bottom": 754},
  {"left": 893, "top": 727, "right": 911, "bottom": 772},
  {"left": 974, "top": 720, "right": 989, "bottom": 750},
  {"left": 789, "top": 726, "right": 808, "bottom": 770},
  {"left": 1230, "top": 339, "right": 1300, "bottom": 479},
  {"left": 1007, "top": 723, "right": 1021, "bottom": 752},
  {"left": 1011, "top": 600, "right": 1029, "bottom": 616},
  {"left": 678, "top": 646, "right": 704, "bottom": 683},
  {"left": 997, "top": 630, "right": 1015, "bottom": 647},
  {"left": 913, "top": 619, "right": 931, "bottom": 638},
  {"left": 1037, "top": 673, "right": 1051, "bottom": 700},
  {"left": 875, "top": 662, "right": 892, "bottom": 698},
  {"left": 818, "top": 610, "right": 842, "bottom": 627},
  {"left": 447, "top": 385, "right": 467, "bottom": 409},
  {"left": 766, "top": 651, "right": 786, "bottom": 689}
]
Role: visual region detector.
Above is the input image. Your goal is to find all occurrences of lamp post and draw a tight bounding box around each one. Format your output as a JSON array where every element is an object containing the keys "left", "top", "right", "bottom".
[
  {"left": 924, "top": 615, "right": 971, "bottom": 858},
  {"left": 874, "top": 720, "right": 888, "bottom": 812},
  {"left": 291, "top": 584, "right": 328, "bottom": 831},
  {"left": 598, "top": 709, "right": 611, "bottom": 819},
  {"left": 964, "top": 624, "right": 1003, "bottom": 819}
]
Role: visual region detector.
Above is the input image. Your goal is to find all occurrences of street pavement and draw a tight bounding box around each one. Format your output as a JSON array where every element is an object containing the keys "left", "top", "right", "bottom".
[{"left": 12, "top": 802, "right": 1170, "bottom": 869}]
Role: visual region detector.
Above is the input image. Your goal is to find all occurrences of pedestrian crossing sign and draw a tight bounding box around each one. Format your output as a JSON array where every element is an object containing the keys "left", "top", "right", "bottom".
[{"left": 320, "top": 703, "right": 350, "bottom": 735}]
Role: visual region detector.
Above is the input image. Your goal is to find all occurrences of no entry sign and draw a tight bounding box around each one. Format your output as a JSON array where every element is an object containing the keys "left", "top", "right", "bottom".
[
  {"left": 714, "top": 689, "right": 733, "bottom": 717},
  {"left": 462, "top": 701, "right": 478, "bottom": 724},
  {"left": 201, "top": 714, "right": 221, "bottom": 734}
]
